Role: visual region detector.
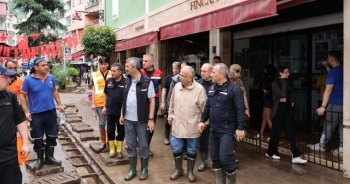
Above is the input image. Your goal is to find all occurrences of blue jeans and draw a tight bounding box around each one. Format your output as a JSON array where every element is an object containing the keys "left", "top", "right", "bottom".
[
  {"left": 210, "top": 132, "right": 236, "bottom": 173},
  {"left": 171, "top": 136, "right": 198, "bottom": 155},
  {"left": 30, "top": 109, "right": 58, "bottom": 152}
]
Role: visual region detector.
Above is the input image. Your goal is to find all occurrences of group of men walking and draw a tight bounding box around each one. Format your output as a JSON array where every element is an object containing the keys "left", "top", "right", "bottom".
[{"left": 91, "top": 54, "right": 245, "bottom": 184}]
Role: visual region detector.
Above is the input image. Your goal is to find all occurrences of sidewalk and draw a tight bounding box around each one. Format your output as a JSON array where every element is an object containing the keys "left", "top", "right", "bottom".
[{"left": 60, "top": 93, "right": 349, "bottom": 184}]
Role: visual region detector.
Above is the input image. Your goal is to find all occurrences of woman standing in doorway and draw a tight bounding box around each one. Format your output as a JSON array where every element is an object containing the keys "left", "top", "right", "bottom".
[
  {"left": 265, "top": 66, "right": 307, "bottom": 164},
  {"left": 256, "top": 65, "right": 275, "bottom": 139},
  {"left": 228, "top": 64, "right": 250, "bottom": 118}
]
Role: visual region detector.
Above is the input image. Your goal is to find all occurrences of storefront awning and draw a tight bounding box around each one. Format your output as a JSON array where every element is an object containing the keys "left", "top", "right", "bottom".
[
  {"left": 160, "top": 0, "right": 277, "bottom": 40},
  {"left": 115, "top": 31, "right": 158, "bottom": 52}
]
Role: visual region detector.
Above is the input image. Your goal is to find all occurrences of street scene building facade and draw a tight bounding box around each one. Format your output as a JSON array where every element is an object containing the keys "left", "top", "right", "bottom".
[
  {"left": 105, "top": 0, "right": 350, "bottom": 176},
  {"left": 1, "top": 0, "right": 350, "bottom": 183}
]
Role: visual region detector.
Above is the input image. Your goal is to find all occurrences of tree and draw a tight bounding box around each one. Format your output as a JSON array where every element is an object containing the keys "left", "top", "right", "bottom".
[
  {"left": 81, "top": 26, "right": 116, "bottom": 57},
  {"left": 13, "top": 0, "right": 66, "bottom": 34}
]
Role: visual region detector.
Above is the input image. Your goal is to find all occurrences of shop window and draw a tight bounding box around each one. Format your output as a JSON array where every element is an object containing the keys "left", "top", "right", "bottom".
[{"left": 166, "top": 32, "right": 209, "bottom": 75}]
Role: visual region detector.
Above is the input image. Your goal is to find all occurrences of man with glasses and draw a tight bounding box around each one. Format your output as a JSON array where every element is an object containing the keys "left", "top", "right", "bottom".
[
  {"left": 0, "top": 64, "right": 30, "bottom": 184},
  {"left": 20, "top": 57, "right": 65, "bottom": 170},
  {"left": 168, "top": 66, "right": 207, "bottom": 182},
  {"left": 5, "top": 60, "right": 23, "bottom": 97}
]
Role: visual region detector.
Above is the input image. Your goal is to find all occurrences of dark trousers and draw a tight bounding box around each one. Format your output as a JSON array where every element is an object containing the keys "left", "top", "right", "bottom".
[
  {"left": 107, "top": 114, "right": 125, "bottom": 141},
  {"left": 30, "top": 109, "right": 58, "bottom": 152},
  {"left": 267, "top": 102, "right": 302, "bottom": 158},
  {"left": 210, "top": 132, "right": 236, "bottom": 173},
  {"left": 199, "top": 126, "right": 210, "bottom": 153},
  {"left": 125, "top": 120, "right": 149, "bottom": 158},
  {"left": 0, "top": 157, "right": 22, "bottom": 184},
  {"left": 147, "top": 98, "right": 159, "bottom": 145}
]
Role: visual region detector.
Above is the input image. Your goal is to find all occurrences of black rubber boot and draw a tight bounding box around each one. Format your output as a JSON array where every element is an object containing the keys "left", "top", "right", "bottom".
[
  {"left": 227, "top": 171, "right": 236, "bottom": 184},
  {"left": 214, "top": 168, "right": 226, "bottom": 184},
  {"left": 124, "top": 157, "right": 137, "bottom": 181},
  {"left": 187, "top": 153, "right": 197, "bottom": 182},
  {"left": 164, "top": 127, "right": 170, "bottom": 145},
  {"left": 33, "top": 149, "right": 44, "bottom": 170},
  {"left": 197, "top": 152, "right": 208, "bottom": 172},
  {"left": 170, "top": 153, "right": 184, "bottom": 180},
  {"left": 45, "top": 147, "right": 62, "bottom": 166},
  {"left": 139, "top": 157, "right": 149, "bottom": 180},
  {"left": 147, "top": 135, "right": 154, "bottom": 157}
]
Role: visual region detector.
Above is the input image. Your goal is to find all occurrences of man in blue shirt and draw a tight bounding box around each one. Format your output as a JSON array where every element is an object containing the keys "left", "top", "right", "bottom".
[
  {"left": 20, "top": 57, "right": 65, "bottom": 170},
  {"left": 309, "top": 51, "right": 343, "bottom": 156}
]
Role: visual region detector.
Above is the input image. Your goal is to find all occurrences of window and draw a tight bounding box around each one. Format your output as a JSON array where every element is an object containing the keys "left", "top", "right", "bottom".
[
  {"left": 112, "top": 0, "right": 119, "bottom": 20},
  {"left": 66, "top": 16, "right": 71, "bottom": 26},
  {"left": 72, "top": 0, "right": 75, "bottom": 7},
  {"left": 80, "top": 0, "right": 83, "bottom": 4}
]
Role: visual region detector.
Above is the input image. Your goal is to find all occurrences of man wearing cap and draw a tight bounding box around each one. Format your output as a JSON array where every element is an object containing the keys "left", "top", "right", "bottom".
[
  {"left": 20, "top": 57, "right": 65, "bottom": 170},
  {"left": 0, "top": 65, "right": 30, "bottom": 184},
  {"left": 5, "top": 60, "right": 23, "bottom": 97}
]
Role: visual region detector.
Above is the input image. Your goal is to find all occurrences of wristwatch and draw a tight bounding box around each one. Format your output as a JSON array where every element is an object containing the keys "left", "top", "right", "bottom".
[{"left": 149, "top": 118, "right": 154, "bottom": 121}]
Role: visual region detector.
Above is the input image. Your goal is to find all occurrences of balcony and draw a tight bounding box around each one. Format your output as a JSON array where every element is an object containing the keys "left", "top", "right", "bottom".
[
  {"left": 85, "top": 19, "right": 99, "bottom": 27},
  {"left": 85, "top": 0, "right": 99, "bottom": 9}
]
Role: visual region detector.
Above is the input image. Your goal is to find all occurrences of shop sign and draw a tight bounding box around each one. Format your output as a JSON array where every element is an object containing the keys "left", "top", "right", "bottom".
[
  {"left": 190, "top": 0, "right": 218, "bottom": 10},
  {"left": 135, "top": 25, "right": 144, "bottom": 31}
]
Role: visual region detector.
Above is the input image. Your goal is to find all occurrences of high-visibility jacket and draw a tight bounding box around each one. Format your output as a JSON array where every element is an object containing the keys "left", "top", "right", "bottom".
[
  {"left": 92, "top": 70, "right": 111, "bottom": 107},
  {"left": 8, "top": 77, "right": 23, "bottom": 97},
  {"left": 140, "top": 68, "right": 162, "bottom": 98}
]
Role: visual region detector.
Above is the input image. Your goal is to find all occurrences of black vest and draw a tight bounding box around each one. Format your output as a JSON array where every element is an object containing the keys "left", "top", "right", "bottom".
[{"left": 122, "top": 74, "right": 151, "bottom": 123}]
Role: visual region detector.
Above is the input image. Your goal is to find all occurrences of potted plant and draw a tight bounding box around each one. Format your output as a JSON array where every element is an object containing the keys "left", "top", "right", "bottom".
[{"left": 51, "top": 65, "right": 68, "bottom": 91}]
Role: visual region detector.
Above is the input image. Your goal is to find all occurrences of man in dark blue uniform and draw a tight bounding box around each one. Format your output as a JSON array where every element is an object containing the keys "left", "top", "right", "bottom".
[
  {"left": 198, "top": 63, "right": 246, "bottom": 184},
  {"left": 0, "top": 65, "right": 30, "bottom": 184},
  {"left": 102, "top": 63, "right": 125, "bottom": 159}
]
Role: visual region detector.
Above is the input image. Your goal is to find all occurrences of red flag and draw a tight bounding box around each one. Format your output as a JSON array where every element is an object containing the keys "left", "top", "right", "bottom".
[
  {"left": 77, "top": 30, "right": 85, "bottom": 42},
  {"left": 48, "top": 43, "right": 56, "bottom": 58},
  {"left": 31, "top": 47, "right": 39, "bottom": 58},
  {"left": 71, "top": 34, "right": 78, "bottom": 47},
  {"left": 62, "top": 36, "right": 73, "bottom": 48},
  {"left": 17, "top": 35, "right": 29, "bottom": 50},
  {"left": 20, "top": 49, "right": 32, "bottom": 61},
  {"left": 3, "top": 46, "right": 10, "bottom": 57},
  {"left": 30, "top": 34, "right": 40, "bottom": 41},
  {"left": 40, "top": 45, "right": 48, "bottom": 56},
  {"left": 0, "top": 34, "right": 6, "bottom": 41},
  {"left": 14, "top": 48, "right": 18, "bottom": 61},
  {"left": 55, "top": 41, "right": 62, "bottom": 58}
]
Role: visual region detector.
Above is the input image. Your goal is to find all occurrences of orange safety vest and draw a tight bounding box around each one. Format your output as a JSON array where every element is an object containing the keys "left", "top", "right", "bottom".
[
  {"left": 17, "top": 132, "right": 29, "bottom": 166},
  {"left": 7, "top": 78, "right": 23, "bottom": 97},
  {"left": 92, "top": 70, "right": 111, "bottom": 107}
]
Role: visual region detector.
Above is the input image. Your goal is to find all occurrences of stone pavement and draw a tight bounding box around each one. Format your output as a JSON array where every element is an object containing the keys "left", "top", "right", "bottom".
[{"left": 60, "top": 93, "right": 349, "bottom": 184}]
